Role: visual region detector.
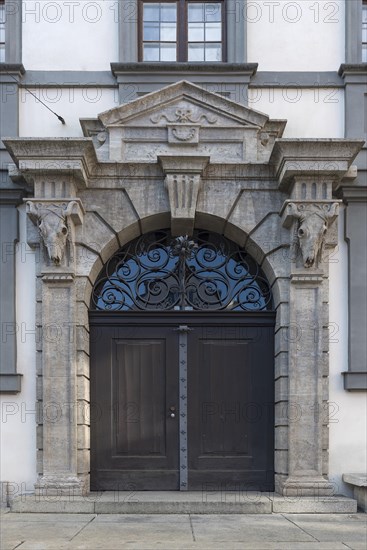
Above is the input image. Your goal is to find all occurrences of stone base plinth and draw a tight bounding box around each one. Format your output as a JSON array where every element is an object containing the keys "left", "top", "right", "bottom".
[
  {"left": 343, "top": 473, "right": 367, "bottom": 512},
  {"left": 280, "top": 477, "right": 336, "bottom": 497},
  {"left": 34, "top": 475, "right": 87, "bottom": 497},
  {"left": 9, "top": 492, "right": 357, "bottom": 514}
]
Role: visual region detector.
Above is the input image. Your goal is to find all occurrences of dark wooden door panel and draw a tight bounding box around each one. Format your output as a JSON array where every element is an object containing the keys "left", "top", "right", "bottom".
[
  {"left": 188, "top": 325, "right": 274, "bottom": 490},
  {"left": 90, "top": 324, "right": 179, "bottom": 490},
  {"left": 197, "top": 339, "right": 251, "bottom": 457},
  {"left": 113, "top": 339, "right": 166, "bottom": 456}
]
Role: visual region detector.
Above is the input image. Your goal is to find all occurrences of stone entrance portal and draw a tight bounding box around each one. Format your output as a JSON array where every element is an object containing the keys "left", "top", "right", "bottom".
[
  {"left": 89, "top": 229, "right": 275, "bottom": 491},
  {"left": 4, "top": 81, "right": 363, "bottom": 502}
]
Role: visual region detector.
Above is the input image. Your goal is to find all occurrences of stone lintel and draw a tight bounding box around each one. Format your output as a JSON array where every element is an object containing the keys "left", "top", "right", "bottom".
[
  {"left": 270, "top": 139, "right": 365, "bottom": 190},
  {"left": 342, "top": 371, "right": 367, "bottom": 391},
  {"left": 0, "top": 373, "right": 22, "bottom": 393}
]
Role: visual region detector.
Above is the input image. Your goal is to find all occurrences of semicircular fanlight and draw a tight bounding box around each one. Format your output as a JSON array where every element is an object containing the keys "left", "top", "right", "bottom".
[{"left": 91, "top": 229, "right": 273, "bottom": 312}]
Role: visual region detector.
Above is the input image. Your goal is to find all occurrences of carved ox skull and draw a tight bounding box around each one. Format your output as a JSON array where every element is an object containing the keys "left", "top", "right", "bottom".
[
  {"left": 27, "top": 202, "right": 76, "bottom": 264},
  {"left": 288, "top": 203, "right": 339, "bottom": 268}
]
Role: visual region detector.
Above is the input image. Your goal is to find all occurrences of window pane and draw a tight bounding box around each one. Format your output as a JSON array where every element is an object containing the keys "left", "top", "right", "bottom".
[
  {"left": 205, "top": 43, "right": 221, "bottom": 61},
  {"left": 143, "top": 22, "right": 160, "bottom": 40},
  {"left": 363, "top": 45, "right": 367, "bottom": 63},
  {"left": 363, "top": 27, "right": 367, "bottom": 43},
  {"left": 143, "top": 43, "right": 160, "bottom": 61},
  {"left": 205, "top": 3, "right": 221, "bottom": 22},
  {"left": 160, "top": 43, "right": 176, "bottom": 61},
  {"left": 363, "top": 6, "right": 367, "bottom": 23},
  {"left": 0, "top": 26, "right": 4, "bottom": 43},
  {"left": 188, "top": 43, "right": 205, "bottom": 61},
  {"left": 0, "top": 45, "right": 4, "bottom": 63},
  {"left": 143, "top": 3, "right": 160, "bottom": 21},
  {"left": 161, "top": 22, "right": 176, "bottom": 41},
  {"left": 161, "top": 3, "right": 177, "bottom": 21},
  {"left": 188, "top": 3, "right": 204, "bottom": 22},
  {"left": 206, "top": 22, "right": 221, "bottom": 41},
  {"left": 188, "top": 22, "right": 204, "bottom": 41}
]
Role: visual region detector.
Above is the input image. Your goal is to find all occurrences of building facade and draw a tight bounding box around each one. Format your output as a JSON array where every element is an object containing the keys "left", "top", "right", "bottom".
[{"left": 0, "top": 0, "right": 366, "bottom": 509}]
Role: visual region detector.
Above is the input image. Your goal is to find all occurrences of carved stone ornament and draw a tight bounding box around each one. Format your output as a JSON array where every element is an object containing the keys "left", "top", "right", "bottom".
[
  {"left": 27, "top": 201, "right": 82, "bottom": 265},
  {"left": 150, "top": 108, "right": 217, "bottom": 125},
  {"left": 165, "top": 173, "right": 201, "bottom": 236},
  {"left": 285, "top": 202, "right": 339, "bottom": 268},
  {"left": 167, "top": 124, "right": 200, "bottom": 145}
]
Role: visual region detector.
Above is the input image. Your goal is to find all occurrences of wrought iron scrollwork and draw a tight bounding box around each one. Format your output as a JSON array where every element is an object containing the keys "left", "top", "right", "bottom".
[{"left": 91, "top": 230, "right": 273, "bottom": 311}]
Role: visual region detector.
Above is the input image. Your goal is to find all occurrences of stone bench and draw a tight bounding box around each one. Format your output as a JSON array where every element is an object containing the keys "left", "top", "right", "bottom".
[{"left": 343, "top": 473, "right": 367, "bottom": 512}]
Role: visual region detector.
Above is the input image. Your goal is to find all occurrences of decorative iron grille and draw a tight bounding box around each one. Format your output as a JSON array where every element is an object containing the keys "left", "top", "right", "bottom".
[{"left": 91, "top": 230, "right": 273, "bottom": 311}]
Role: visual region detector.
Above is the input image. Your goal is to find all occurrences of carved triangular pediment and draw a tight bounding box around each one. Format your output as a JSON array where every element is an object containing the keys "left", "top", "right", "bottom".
[
  {"left": 99, "top": 80, "right": 268, "bottom": 128},
  {"left": 82, "top": 80, "right": 286, "bottom": 164}
]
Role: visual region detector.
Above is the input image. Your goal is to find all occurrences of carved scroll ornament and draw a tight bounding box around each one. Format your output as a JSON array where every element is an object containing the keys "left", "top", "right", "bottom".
[{"left": 286, "top": 202, "right": 339, "bottom": 268}]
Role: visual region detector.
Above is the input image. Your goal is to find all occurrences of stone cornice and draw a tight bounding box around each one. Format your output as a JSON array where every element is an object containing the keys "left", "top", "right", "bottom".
[
  {"left": 270, "top": 139, "right": 365, "bottom": 190},
  {"left": 2, "top": 138, "right": 97, "bottom": 187},
  {"left": 0, "top": 63, "right": 25, "bottom": 79},
  {"left": 338, "top": 64, "right": 367, "bottom": 77},
  {"left": 338, "top": 186, "right": 367, "bottom": 203},
  {"left": 0, "top": 188, "right": 27, "bottom": 205},
  {"left": 111, "top": 62, "right": 258, "bottom": 76}
]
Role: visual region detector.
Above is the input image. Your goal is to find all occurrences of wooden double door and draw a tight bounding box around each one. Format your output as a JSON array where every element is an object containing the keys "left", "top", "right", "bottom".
[{"left": 90, "top": 312, "right": 274, "bottom": 491}]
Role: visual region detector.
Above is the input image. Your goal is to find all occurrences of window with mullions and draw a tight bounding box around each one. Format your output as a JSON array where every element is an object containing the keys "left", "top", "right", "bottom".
[
  {"left": 140, "top": 1, "right": 224, "bottom": 62},
  {"left": 363, "top": 1, "right": 367, "bottom": 62}
]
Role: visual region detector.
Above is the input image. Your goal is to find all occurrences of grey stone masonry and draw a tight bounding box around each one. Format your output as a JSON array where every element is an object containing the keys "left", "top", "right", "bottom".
[
  {"left": 3, "top": 81, "right": 364, "bottom": 500},
  {"left": 343, "top": 474, "right": 367, "bottom": 511}
]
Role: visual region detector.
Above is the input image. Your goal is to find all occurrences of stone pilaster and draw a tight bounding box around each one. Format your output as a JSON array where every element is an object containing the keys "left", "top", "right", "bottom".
[
  {"left": 29, "top": 199, "right": 86, "bottom": 496},
  {"left": 279, "top": 178, "right": 338, "bottom": 496}
]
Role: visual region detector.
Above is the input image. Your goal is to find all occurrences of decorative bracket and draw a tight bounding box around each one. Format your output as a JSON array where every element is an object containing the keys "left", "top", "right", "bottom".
[
  {"left": 26, "top": 199, "right": 84, "bottom": 265},
  {"left": 281, "top": 200, "right": 340, "bottom": 269}
]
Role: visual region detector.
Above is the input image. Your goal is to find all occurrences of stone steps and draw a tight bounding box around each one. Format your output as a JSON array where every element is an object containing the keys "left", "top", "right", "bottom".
[{"left": 10, "top": 492, "right": 357, "bottom": 514}]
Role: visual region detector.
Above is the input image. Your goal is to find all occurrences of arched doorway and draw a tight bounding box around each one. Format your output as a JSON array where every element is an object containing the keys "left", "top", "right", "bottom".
[{"left": 89, "top": 229, "right": 275, "bottom": 491}]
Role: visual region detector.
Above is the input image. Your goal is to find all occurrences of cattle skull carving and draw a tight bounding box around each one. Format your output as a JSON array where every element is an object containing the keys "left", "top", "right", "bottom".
[
  {"left": 287, "top": 202, "right": 339, "bottom": 268},
  {"left": 27, "top": 201, "right": 78, "bottom": 264}
]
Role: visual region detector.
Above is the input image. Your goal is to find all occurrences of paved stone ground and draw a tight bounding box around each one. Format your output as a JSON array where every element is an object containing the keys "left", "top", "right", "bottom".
[{"left": 0, "top": 510, "right": 366, "bottom": 550}]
